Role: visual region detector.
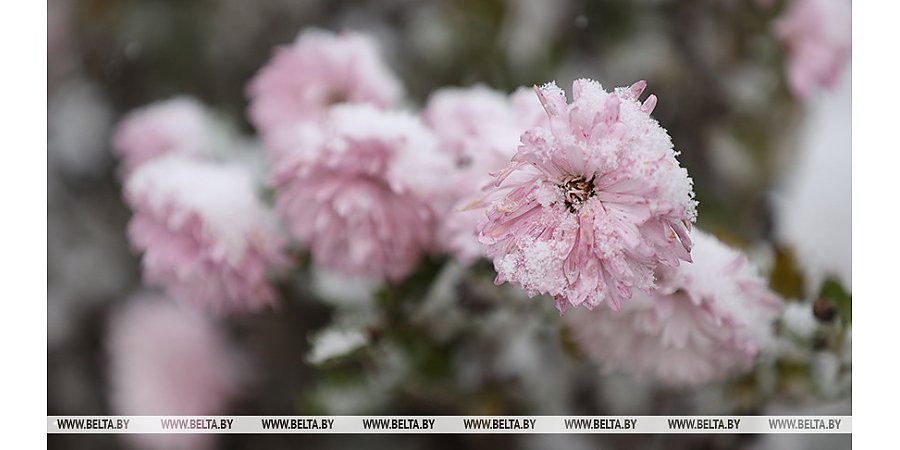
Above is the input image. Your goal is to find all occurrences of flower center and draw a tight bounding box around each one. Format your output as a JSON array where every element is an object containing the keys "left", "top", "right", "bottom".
[{"left": 560, "top": 175, "right": 595, "bottom": 213}]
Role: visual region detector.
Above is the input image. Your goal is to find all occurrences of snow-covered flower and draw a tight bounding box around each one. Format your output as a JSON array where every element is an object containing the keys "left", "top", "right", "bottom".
[
  {"left": 477, "top": 79, "right": 697, "bottom": 313},
  {"left": 124, "top": 155, "right": 287, "bottom": 314},
  {"left": 108, "top": 294, "right": 243, "bottom": 450},
  {"left": 775, "top": 0, "right": 851, "bottom": 99},
  {"left": 424, "top": 85, "right": 545, "bottom": 165},
  {"left": 423, "top": 85, "right": 547, "bottom": 264},
  {"left": 112, "top": 97, "right": 218, "bottom": 177},
  {"left": 272, "top": 104, "right": 454, "bottom": 281},
  {"left": 246, "top": 29, "right": 403, "bottom": 154},
  {"left": 567, "top": 230, "right": 783, "bottom": 387}
]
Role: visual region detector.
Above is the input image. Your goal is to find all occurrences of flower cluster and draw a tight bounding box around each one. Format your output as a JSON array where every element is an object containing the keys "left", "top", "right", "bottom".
[
  {"left": 107, "top": 27, "right": 795, "bottom": 392},
  {"left": 111, "top": 31, "right": 720, "bottom": 319},
  {"left": 248, "top": 31, "right": 550, "bottom": 281}
]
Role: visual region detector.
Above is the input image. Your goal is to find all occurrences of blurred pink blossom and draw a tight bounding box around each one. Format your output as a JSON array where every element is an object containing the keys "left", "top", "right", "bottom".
[
  {"left": 108, "top": 294, "right": 243, "bottom": 450},
  {"left": 246, "top": 29, "right": 403, "bottom": 154},
  {"left": 423, "top": 85, "right": 547, "bottom": 264},
  {"left": 112, "top": 97, "right": 218, "bottom": 177},
  {"left": 567, "top": 230, "right": 783, "bottom": 387},
  {"left": 477, "top": 79, "right": 696, "bottom": 313},
  {"left": 775, "top": 0, "right": 851, "bottom": 99},
  {"left": 125, "top": 155, "right": 287, "bottom": 314},
  {"left": 272, "top": 104, "right": 454, "bottom": 281},
  {"left": 424, "top": 85, "right": 545, "bottom": 166}
]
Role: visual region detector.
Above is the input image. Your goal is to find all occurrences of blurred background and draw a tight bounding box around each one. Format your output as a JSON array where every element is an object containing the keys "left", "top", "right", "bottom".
[{"left": 48, "top": 0, "right": 851, "bottom": 449}]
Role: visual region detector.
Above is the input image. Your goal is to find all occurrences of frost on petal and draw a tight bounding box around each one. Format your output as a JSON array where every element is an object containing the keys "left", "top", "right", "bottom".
[
  {"left": 477, "top": 79, "right": 697, "bottom": 312},
  {"left": 124, "top": 155, "right": 288, "bottom": 314},
  {"left": 775, "top": 0, "right": 851, "bottom": 99},
  {"left": 112, "top": 97, "right": 218, "bottom": 177},
  {"left": 108, "top": 294, "right": 243, "bottom": 450},
  {"left": 246, "top": 29, "right": 403, "bottom": 155},
  {"left": 272, "top": 105, "right": 455, "bottom": 281},
  {"left": 567, "top": 230, "right": 783, "bottom": 387}
]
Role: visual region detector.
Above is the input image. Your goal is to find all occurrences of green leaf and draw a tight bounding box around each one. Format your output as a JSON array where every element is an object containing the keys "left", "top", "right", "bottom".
[
  {"left": 769, "top": 247, "right": 806, "bottom": 299},
  {"left": 817, "top": 278, "right": 851, "bottom": 327}
]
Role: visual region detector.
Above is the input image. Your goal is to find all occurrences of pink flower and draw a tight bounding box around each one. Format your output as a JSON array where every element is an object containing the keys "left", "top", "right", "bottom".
[
  {"left": 108, "top": 294, "right": 243, "bottom": 450},
  {"left": 423, "top": 85, "right": 548, "bottom": 264},
  {"left": 567, "top": 230, "right": 783, "bottom": 387},
  {"left": 246, "top": 29, "right": 403, "bottom": 154},
  {"left": 273, "top": 104, "right": 454, "bottom": 281},
  {"left": 112, "top": 97, "right": 218, "bottom": 177},
  {"left": 776, "top": 0, "right": 851, "bottom": 99},
  {"left": 424, "top": 85, "right": 545, "bottom": 165},
  {"left": 477, "top": 79, "right": 697, "bottom": 313},
  {"left": 125, "top": 155, "right": 287, "bottom": 314}
]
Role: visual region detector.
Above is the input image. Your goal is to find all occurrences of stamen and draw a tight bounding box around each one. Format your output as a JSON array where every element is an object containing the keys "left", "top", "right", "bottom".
[{"left": 560, "top": 175, "right": 595, "bottom": 213}]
